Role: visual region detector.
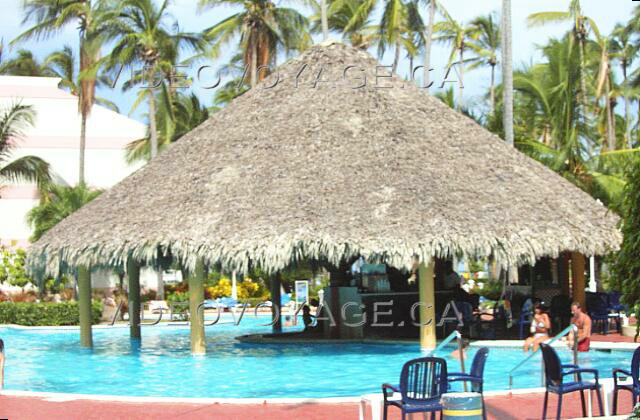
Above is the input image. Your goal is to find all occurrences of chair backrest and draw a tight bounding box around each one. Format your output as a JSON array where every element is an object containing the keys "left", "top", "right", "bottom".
[
  {"left": 521, "top": 298, "right": 533, "bottom": 319},
  {"left": 586, "top": 292, "right": 609, "bottom": 315},
  {"left": 608, "top": 292, "right": 622, "bottom": 307},
  {"left": 399, "top": 357, "right": 448, "bottom": 404},
  {"left": 469, "top": 347, "right": 489, "bottom": 392},
  {"left": 631, "top": 347, "right": 640, "bottom": 387},
  {"left": 540, "top": 343, "right": 563, "bottom": 387}
]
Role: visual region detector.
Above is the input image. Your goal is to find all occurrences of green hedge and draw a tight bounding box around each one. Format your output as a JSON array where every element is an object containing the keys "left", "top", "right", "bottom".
[{"left": 0, "top": 301, "right": 103, "bottom": 326}]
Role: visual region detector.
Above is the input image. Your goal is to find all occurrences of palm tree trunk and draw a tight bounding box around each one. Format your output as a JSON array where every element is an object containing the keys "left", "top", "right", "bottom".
[
  {"left": 623, "top": 64, "right": 632, "bottom": 148},
  {"left": 321, "top": 0, "right": 329, "bottom": 41},
  {"left": 250, "top": 34, "right": 258, "bottom": 88},
  {"left": 605, "top": 78, "right": 614, "bottom": 150},
  {"left": 422, "top": 0, "right": 436, "bottom": 92},
  {"left": 148, "top": 88, "right": 158, "bottom": 159},
  {"left": 490, "top": 64, "right": 496, "bottom": 114},
  {"left": 409, "top": 55, "right": 414, "bottom": 81},
  {"left": 79, "top": 113, "right": 87, "bottom": 185},
  {"left": 578, "top": 38, "right": 588, "bottom": 107},
  {"left": 501, "top": 0, "right": 514, "bottom": 146},
  {"left": 392, "top": 40, "right": 401, "bottom": 74},
  {"left": 457, "top": 47, "right": 464, "bottom": 110}
]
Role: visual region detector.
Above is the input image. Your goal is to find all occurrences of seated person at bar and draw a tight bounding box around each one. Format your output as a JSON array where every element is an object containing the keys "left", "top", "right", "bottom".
[
  {"left": 302, "top": 305, "right": 316, "bottom": 331},
  {"left": 443, "top": 261, "right": 461, "bottom": 290},
  {"left": 567, "top": 302, "right": 591, "bottom": 352},
  {"left": 523, "top": 302, "right": 550, "bottom": 352}
]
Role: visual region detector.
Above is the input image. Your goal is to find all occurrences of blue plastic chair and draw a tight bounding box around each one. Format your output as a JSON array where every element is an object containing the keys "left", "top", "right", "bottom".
[
  {"left": 448, "top": 347, "right": 490, "bottom": 419},
  {"left": 382, "top": 357, "right": 448, "bottom": 420},
  {"left": 613, "top": 346, "right": 640, "bottom": 414},
  {"left": 587, "top": 293, "right": 611, "bottom": 335},
  {"left": 518, "top": 299, "right": 533, "bottom": 339},
  {"left": 540, "top": 343, "right": 603, "bottom": 419}
]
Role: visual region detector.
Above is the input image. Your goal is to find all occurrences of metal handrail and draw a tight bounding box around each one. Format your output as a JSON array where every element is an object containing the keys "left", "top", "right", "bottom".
[
  {"left": 428, "top": 330, "right": 467, "bottom": 391},
  {"left": 508, "top": 324, "right": 578, "bottom": 389},
  {"left": 427, "top": 330, "right": 462, "bottom": 356}
]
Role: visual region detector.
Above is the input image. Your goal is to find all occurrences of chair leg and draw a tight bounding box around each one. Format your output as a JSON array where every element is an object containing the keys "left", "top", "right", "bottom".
[
  {"left": 431, "top": 411, "right": 436, "bottom": 420},
  {"left": 580, "top": 389, "right": 586, "bottom": 417},
  {"left": 542, "top": 391, "right": 548, "bottom": 420},
  {"left": 595, "top": 385, "right": 604, "bottom": 417},
  {"left": 482, "top": 394, "right": 487, "bottom": 420},
  {"left": 556, "top": 393, "right": 563, "bottom": 420}
]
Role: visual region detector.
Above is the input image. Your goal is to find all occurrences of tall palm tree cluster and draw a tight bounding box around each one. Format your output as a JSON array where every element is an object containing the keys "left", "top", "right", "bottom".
[{"left": 0, "top": 0, "right": 638, "bottom": 216}]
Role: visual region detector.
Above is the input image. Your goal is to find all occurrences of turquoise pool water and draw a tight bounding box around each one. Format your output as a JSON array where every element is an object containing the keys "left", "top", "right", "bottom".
[{"left": 0, "top": 318, "right": 633, "bottom": 398}]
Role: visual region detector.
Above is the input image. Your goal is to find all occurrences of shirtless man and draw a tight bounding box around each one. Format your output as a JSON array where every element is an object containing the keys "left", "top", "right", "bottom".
[{"left": 567, "top": 302, "right": 592, "bottom": 352}]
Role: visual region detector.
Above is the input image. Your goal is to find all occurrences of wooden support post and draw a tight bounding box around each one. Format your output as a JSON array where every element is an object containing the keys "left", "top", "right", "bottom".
[
  {"left": 571, "top": 252, "right": 586, "bottom": 309},
  {"left": 419, "top": 260, "right": 436, "bottom": 350},
  {"left": 189, "top": 258, "right": 206, "bottom": 354},
  {"left": 127, "top": 258, "right": 141, "bottom": 340},
  {"left": 77, "top": 265, "right": 93, "bottom": 348},
  {"left": 559, "top": 252, "right": 571, "bottom": 296},
  {"left": 270, "top": 273, "right": 282, "bottom": 333}
]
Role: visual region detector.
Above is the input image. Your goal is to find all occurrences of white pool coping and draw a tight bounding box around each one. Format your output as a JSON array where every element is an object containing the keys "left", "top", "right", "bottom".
[
  {"left": 0, "top": 387, "right": 546, "bottom": 405},
  {"left": 471, "top": 339, "right": 640, "bottom": 351}
]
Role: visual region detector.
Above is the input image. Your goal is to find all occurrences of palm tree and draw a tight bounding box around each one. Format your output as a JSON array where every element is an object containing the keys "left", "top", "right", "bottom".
[
  {"left": 501, "top": 0, "right": 513, "bottom": 146},
  {"left": 314, "top": 0, "right": 378, "bottom": 49},
  {"left": 200, "top": 0, "right": 310, "bottom": 88},
  {"left": 377, "top": 0, "right": 411, "bottom": 73},
  {"left": 513, "top": 37, "right": 630, "bottom": 211},
  {"left": 421, "top": 0, "right": 448, "bottom": 92},
  {"left": 0, "top": 49, "right": 52, "bottom": 76},
  {"left": 26, "top": 183, "right": 101, "bottom": 241},
  {"left": 44, "top": 46, "right": 119, "bottom": 111},
  {"left": 126, "top": 90, "right": 210, "bottom": 163},
  {"left": 593, "top": 34, "right": 617, "bottom": 151},
  {"left": 527, "top": 0, "right": 600, "bottom": 108},
  {"left": 469, "top": 13, "right": 500, "bottom": 113},
  {"left": 103, "top": 0, "right": 203, "bottom": 161},
  {"left": 14, "top": 0, "right": 116, "bottom": 186},
  {"left": 611, "top": 23, "right": 638, "bottom": 148},
  {"left": 0, "top": 103, "right": 51, "bottom": 192},
  {"left": 434, "top": 16, "right": 478, "bottom": 110}
]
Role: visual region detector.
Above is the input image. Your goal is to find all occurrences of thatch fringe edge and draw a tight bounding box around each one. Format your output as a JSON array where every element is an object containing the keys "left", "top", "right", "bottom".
[{"left": 26, "top": 230, "right": 622, "bottom": 276}]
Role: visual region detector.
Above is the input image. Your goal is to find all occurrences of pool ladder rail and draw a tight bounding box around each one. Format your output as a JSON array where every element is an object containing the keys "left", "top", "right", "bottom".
[
  {"left": 508, "top": 324, "right": 579, "bottom": 389},
  {"left": 428, "top": 330, "right": 468, "bottom": 391}
]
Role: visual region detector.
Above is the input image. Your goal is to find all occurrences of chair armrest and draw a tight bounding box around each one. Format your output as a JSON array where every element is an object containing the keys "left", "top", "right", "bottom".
[
  {"left": 448, "top": 375, "right": 482, "bottom": 384},
  {"left": 563, "top": 368, "right": 599, "bottom": 381},
  {"left": 613, "top": 368, "right": 633, "bottom": 385},
  {"left": 562, "top": 364, "right": 578, "bottom": 369},
  {"left": 382, "top": 383, "right": 400, "bottom": 402}
]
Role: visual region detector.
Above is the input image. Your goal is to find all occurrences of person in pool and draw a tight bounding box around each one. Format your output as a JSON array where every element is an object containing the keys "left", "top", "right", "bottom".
[
  {"left": 523, "top": 302, "right": 551, "bottom": 352},
  {"left": 567, "top": 302, "right": 592, "bottom": 352}
]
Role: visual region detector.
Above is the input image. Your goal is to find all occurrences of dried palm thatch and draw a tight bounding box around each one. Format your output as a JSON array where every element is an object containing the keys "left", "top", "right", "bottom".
[{"left": 28, "top": 42, "right": 621, "bottom": 274}]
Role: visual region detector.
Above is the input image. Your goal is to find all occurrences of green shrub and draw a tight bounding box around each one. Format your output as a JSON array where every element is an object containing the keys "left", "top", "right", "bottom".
[
  {"left": 0, "top": 301, "right": 102, "bottom": 326},
  {"left": 0, "top": 248, "right": 31, "bottom": 287}
]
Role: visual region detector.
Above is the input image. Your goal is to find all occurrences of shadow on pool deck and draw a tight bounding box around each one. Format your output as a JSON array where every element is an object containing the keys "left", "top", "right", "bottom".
[{"left": 0, "top": 390, "right": 634, "bottom": 420}]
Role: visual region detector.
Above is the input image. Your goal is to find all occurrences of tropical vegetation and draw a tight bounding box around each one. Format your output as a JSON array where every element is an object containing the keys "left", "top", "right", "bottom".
[{"left": 2, "top": 0, "right": 640, "bottom": 313}]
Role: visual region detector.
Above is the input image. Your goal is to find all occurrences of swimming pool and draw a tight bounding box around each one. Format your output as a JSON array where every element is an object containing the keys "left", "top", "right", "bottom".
[{"left": 0, "top": 318, "right": 634, "bottom": 398}]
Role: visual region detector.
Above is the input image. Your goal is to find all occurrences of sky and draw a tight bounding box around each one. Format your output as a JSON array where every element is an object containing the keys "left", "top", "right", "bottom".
[{"left": 0, "top": 0, "right": 636, "bottom": 123}]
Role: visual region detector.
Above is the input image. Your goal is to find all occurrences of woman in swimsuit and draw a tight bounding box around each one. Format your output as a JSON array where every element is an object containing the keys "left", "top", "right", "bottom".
[{"left": 523, "top": 302, "right": 551, "bottom": 352}]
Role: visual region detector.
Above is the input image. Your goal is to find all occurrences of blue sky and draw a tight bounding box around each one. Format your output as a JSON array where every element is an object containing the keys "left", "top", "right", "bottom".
[{"left": 0, "top": 0, "right": 636, "bottom": 123}]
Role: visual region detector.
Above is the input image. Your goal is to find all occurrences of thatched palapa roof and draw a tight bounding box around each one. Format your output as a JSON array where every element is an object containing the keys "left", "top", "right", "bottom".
[{"left": 28, "top": 42, "right": 621, "bottom": 274}]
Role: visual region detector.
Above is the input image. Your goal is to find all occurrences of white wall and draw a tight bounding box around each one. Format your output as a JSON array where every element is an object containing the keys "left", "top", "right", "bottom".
[{"left": 0, "top": 76, "right": 146, "bottom": 246}]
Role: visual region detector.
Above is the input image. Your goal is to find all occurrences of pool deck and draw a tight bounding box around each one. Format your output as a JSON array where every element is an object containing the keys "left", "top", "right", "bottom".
[{"left": 0, "top": 389, "right": 634, "bottom": 419}]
